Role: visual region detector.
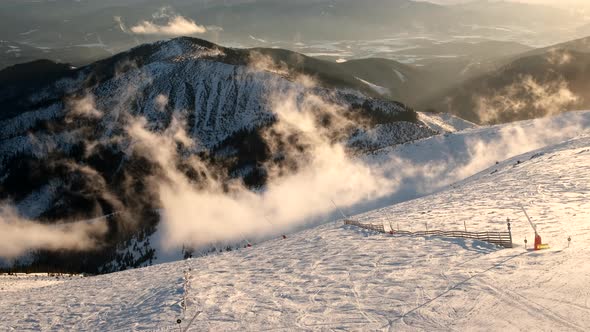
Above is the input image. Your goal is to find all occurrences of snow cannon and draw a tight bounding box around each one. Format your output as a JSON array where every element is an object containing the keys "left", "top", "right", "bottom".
[
  {"left": 534, "top": 234, "right": 542, "bottom": 250},
  {"left": 521, "top": 206, "right": 550, "bottom": 250}
]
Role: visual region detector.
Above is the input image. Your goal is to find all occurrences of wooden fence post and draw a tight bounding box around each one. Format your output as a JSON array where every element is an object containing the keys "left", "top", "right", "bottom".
[{"left": 507, "top": 218, "right": 512, "bottom": 248}]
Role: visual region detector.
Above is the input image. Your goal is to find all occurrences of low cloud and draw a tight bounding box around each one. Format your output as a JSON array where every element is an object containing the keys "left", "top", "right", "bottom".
[
  {"left": 206, "top": 25, "right": 224, "bottom": 32},
  {"left": 546, "top": 48, "right": 573, "bottom": 66},
  {"left": 474, "top": 75, "right": 579, "bottom": 124},
  {"left": 130, "top": 16, "right": 206, "bottom": 36},
  {"left": 0, "top": 205, "right": 108, "bottom": 259},
  {"left": 247, "top": 51, "right": 291, "bottom": 77},
  {"left": 66, "top": 94, "right": 103, "bottom": 121},
  {"left": 154, "top": 94, "right": 169, "bottom": 112}
]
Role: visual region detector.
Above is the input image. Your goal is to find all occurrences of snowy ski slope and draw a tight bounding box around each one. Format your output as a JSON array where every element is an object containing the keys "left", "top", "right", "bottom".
[{"left": 1, "top": 112, "right": 589, "bottom": 331}]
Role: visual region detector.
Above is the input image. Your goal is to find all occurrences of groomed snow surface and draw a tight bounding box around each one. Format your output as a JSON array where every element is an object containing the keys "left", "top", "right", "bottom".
[
  {"left": 2, "top": 112, "right": 590, "bottom": 331},
  {"left": 0, "top": 274, "right": 82, "bottom": 293}
]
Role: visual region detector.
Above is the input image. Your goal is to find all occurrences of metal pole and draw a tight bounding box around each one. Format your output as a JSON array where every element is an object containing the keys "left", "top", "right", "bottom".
[
  {"left": 330, "top": 198, "right": 348, "bottom": 219},
  {"left": 507, "top": 218, "right": 512, "bottom": 248},
  {"left": 263, "top": 215, "right": 274, "bottom": 227},
  {"left": 182, "top": 311, "right": 202, "bottom": 332},
  {"left": 236, "top": 230, "right": 251, "bottom": 247},
  {"left": 521, "top": 205, "right": 538, "bottom": 235},
  {"left": 464, "top": 220, "right": 467, "bottom": 232}
]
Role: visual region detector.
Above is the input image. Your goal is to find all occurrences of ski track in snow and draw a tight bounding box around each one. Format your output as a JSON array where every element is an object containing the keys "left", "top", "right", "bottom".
[{"left": 1, "top": 114, "right": 590, "bottom": 331}]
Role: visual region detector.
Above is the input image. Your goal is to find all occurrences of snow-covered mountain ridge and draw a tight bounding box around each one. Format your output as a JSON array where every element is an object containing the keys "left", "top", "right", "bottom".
[
  {"left": 0, "top": 37, "right": 435, "bottom": 273},
  {"left": 2, "top": 111, "right": 589, "bottom": 331}
]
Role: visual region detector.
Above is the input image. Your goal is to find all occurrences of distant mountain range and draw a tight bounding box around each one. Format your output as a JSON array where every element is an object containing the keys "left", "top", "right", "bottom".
[
  {"left": 251, "top": 36, "right": 590, "bottom": 125},
  {"left": 0, "top": 0, "right": 586, "bottom": 60},
  {"left": 0, "top": 41, "right": 112, "bottom": 70}
]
